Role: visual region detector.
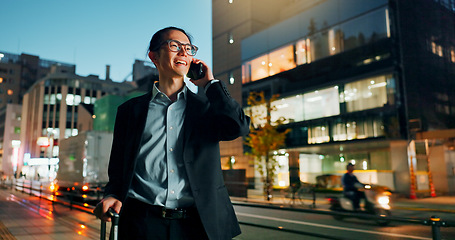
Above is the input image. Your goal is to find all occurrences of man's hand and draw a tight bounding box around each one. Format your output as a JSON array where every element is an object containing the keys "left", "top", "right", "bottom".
[
  {"left": 93, "top": 196, "right": 122, "bottom": 222},
  {"left": 189, "top": 59, "right": 214, "bottom": 88}
]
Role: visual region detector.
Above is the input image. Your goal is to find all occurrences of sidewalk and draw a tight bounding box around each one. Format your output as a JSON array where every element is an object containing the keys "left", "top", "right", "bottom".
[
  {"left": 391, "top": 196, "right": 455, "bottom": 213},
  {"left": 0, "top": 188, "right": 106, "bottom": 240}
]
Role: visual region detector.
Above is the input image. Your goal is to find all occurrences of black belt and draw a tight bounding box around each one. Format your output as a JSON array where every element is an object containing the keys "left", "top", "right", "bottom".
[{"left": 126, "top": 197, "right": 196, "bottom": 220}]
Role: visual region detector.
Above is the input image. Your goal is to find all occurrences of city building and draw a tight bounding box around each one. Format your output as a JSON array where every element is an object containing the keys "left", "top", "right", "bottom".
[
  {"left": 0, "top": 51, "right": 75, "bottom": 109},
  {"left": 18, "top": 66, "right": 134, "bottom": 180},
  {"left": 214, "top": 0, "right": 455, "bottom": 196},
  {"left": 0, "top": 51, "right": 75, "bottom": 177},
  {"left": 92, "top": 92, "right": 145, "bottom": 133},
  {"left": 212, "top": 0, "right": 297, "bottom": 184},
  {"left": 0, "top": 104, "right": 22, "bottom": 178}
]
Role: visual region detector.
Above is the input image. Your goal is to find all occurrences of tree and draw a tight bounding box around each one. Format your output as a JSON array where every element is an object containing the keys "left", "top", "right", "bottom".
[{"left": 244, "top": 91, "right": 290, "bottom": 201}]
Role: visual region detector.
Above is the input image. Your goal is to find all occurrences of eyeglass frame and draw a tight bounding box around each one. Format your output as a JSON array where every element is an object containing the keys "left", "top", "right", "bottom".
[{"left": 158, "top": 39, "right": 198, "bottom": 56}]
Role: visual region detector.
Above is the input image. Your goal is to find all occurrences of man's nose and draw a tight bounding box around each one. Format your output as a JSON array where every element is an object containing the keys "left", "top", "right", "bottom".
[{"left": 178, "top": 46, "right": 188, "bottom": 56}]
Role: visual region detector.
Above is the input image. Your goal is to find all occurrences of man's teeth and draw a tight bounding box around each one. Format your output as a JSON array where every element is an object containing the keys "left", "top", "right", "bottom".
[{"left": 176, "top": 60, "right": 187, "bottom": 65}]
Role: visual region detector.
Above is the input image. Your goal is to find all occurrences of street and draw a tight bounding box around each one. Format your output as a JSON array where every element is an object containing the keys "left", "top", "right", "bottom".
[
  {"left": 233, "top": 204, "right": 455, "bottom": 240},
  {"left": 1, "top": 188, "right": 455, "bottom": 239}
]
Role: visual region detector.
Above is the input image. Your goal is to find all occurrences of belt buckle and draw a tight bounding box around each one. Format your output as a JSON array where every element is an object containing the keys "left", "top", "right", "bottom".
[
  {"left": 162, "top": 208, "right": 185, "bottom": 219},
  {"left": 162, "top": 207, "right": 169, "bottom": 219}
]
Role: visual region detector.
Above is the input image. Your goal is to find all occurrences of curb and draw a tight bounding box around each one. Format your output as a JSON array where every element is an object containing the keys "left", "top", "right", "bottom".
[{"left": 392, "top": 205, "right": 455, "bottom": 214}]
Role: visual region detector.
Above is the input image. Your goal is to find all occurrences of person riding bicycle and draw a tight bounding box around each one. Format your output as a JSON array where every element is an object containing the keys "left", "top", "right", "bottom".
[{"left": 341, "top": 163, "right": 366, "bottom": 211}]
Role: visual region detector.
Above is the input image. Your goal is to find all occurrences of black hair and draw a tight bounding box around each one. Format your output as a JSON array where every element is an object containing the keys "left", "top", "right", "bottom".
[
  {"left": 346, "top": 162, "right": 355, "bottom": 170},
  {"left": 148, "top": 26, "right": 193, "bottom": 53}
]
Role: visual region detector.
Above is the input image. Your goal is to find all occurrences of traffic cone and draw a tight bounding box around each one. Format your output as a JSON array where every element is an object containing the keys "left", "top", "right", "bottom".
[{"left": 409, "top": 156, "right": 417, "bottom": 199}]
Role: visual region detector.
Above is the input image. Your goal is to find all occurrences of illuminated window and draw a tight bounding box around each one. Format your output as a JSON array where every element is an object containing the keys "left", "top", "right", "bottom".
[
  {"left": 344, "top": 76, "right": 388, "bottom": 112},
  {"left": 303, "top": 87, "right": 340, "bottom": 120},
  {"left": 328, "top": 28, "right": 342, "bottom": 56},
  {"left": 84, "top": 96, "right": 91, "bottom": 104},
  {"left": 346, "top": 121, "right": 357, "bottom": 140},
  {"left": 332, "top": 118, "right": 385, "bottom": 141},
  {"left": 333, "top": 122, "right": 347, "bottom": 141},
  {"left": 268, "top": 45, "right": 296, "bottom": 76},
  {"left": 296, "top": 39, "right": 311, "bottom": 65},
  {"left": 271, "top": 95, "right": 305, "bottom": 124},
  {"left": 451, "top": 47, "right": 455, "bottom": 63},
  {"left": 7, "top": 89, "right": 13, "bottom": 95},
  {"left": 306, "top": 27, "right": 342, "bottom": 60},
  {"left": 308, "top": 124, "right": 330, "bottom": 144},
  {"left": 66, "top": 94, "right": 81, "bottom": 106},
  {"left": 44, "top": 94, "right": 59, "bottom": 105},
  {"left": 246, "top": 54, "right": 268, "bottom": 82},
  {"left": 437, "top": 45, "right": 443, "bottom": 57},
  {"left": 0, "top": 77, "right": 3, "bottom": 83},
  {"left": 431, "top": 41, "right": 444, "bottom": 57},
  {"left": 243, "top": 44, "right": 295, "bottom": 83}
]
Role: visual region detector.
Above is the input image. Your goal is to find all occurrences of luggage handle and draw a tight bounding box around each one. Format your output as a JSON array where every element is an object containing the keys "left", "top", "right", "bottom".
[{"left": 100, "top": 208, "right": 119, "bottom": 240}]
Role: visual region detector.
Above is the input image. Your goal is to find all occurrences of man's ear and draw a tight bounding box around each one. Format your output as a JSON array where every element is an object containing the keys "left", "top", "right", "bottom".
[{"left": 148, "top": 51, "right": 158, "bottom": 66}]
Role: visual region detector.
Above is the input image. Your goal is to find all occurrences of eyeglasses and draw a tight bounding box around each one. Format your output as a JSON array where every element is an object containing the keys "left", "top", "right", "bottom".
[{"left": 163, "top": 39, "right": 198, "bottom": 56}]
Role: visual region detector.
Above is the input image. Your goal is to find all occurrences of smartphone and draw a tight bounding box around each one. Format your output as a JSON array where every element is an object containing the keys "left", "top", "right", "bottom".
[{"left": 186, "top": 62, "right": 205, "bottom": 80}]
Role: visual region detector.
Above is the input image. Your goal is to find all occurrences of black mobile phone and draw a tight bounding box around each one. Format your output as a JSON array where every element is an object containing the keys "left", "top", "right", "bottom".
[{"left": 186, "top": 62, "right": 205, "bottom": 80}]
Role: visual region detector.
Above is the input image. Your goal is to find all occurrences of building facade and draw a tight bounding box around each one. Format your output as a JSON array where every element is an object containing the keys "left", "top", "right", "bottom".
[
  {"left": 212, "top": 0, "right": 297, "bottom": 181},
  {"left": 0, "top": 104, "right": 22, "bottom": 177},
  {"left": 0, "top": 51, "right": 75, "bottom": 109},
  {"left": 214, "top": 0, "right": 455, "bottom": 196},
  {"left": 18, "top": 67, "right": 134, "bottom": 180},
  {"left": 0, "top": 52, "right": 75, "bottom": 177}
]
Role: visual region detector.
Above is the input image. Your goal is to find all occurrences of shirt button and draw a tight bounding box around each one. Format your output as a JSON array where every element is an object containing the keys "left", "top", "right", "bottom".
[
  {"left": 170, "top": 169, "right": 175, "bottom": 173},
  {"left": 170, "top": 190, "right": 175, "bottom": 194},
  {"left": 169, "top": 148, "right": 173, "bottom": 152},
  {"left": 169, "top": 126, "right": 173, "bottom": 130}
]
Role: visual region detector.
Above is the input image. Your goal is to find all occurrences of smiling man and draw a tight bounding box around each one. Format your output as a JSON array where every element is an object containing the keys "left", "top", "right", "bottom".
[{"left": 93, "top": 26, "right": 250, "bottom": 240}]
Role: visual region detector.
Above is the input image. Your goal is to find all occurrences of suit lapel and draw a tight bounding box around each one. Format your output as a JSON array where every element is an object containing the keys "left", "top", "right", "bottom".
[
  {"left": 129, "top": 91, "right": 153, "bottom": 159},
  {"left": 182, "top": 90, "right": 209, "bottom": 160}
]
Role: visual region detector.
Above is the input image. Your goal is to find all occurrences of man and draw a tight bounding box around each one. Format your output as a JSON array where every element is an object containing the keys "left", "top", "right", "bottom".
[
  {"left": 94, "top": 26, "right": 250, "bottom": 240},
  {"left": 341, "top": 163, "right": 365, "bottom": 211}
]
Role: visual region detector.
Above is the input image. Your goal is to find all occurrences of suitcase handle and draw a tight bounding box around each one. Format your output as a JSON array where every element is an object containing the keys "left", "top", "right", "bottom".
[{"left": 100, "top": 208, "right": 120, "bottom": 240}]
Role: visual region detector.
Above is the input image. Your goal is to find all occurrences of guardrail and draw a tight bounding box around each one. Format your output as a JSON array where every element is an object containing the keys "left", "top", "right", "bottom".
[
  {"left": 2, "top": 179, "right": 98, "bottom": 214},
  {"left": 233, "top": 201, "right": 455, "bottom": 240}
]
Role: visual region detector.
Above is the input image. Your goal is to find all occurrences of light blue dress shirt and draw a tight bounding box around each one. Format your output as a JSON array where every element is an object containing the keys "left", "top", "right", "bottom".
[{"left": 128, "top": 82, "right": 193, "bottom": 208}]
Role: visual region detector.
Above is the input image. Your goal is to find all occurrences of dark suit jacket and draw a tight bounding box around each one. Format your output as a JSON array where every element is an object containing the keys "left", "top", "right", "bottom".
[{"left": 104, "top": 81, "right": 250, "bottom": 240}]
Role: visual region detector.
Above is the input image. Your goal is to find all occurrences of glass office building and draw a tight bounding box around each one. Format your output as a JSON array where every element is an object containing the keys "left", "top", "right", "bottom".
[{"left": 234, "top": 0, "right": 455, "bottom": 195}]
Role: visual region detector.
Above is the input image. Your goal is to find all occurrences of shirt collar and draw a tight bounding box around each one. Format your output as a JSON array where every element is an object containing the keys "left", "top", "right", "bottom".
[{"left": 151, "top": 81, "right": 187, "bottom": 102}]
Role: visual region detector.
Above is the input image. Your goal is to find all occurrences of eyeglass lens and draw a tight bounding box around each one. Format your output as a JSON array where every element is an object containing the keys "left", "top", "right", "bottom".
[{"left": 168, "top": 40, "right": 198, "bottom": 56}]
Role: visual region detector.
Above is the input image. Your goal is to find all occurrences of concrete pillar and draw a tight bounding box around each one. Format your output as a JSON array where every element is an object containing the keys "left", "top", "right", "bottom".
[
  {"left": 288, "top": 151, "right": 300, "bottom": 184},
  {"left": 390, "top": 140, "right": 411, "bottom": 195}
]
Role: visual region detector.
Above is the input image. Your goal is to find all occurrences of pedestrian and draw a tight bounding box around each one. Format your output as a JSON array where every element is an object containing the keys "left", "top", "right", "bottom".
[{"left": 93, "top": 26, "right": 250, "bottom": 240}]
